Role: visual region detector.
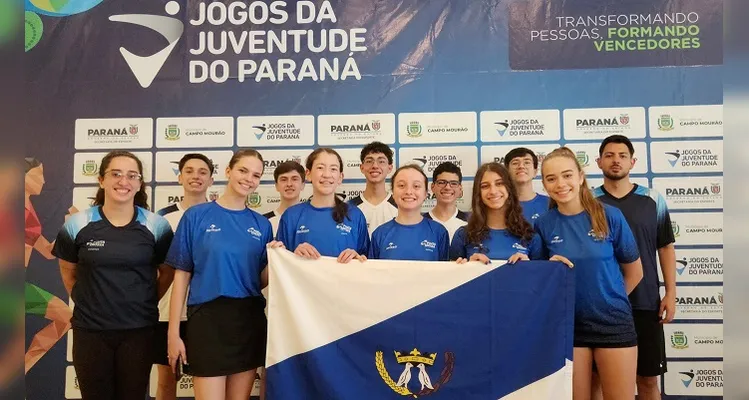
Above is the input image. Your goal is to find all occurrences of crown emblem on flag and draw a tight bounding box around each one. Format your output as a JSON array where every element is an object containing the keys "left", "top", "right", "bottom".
[{"left": 394, "top": 349, "right": 437, "bottom": 366}]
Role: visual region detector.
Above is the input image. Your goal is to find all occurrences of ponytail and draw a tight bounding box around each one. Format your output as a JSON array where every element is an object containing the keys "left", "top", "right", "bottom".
[
  {"left": 332, "top": 194, "right": 348, "bottom": 224},
  {"left": 544, "top": 147, "right": 608, "bottom": 239}
]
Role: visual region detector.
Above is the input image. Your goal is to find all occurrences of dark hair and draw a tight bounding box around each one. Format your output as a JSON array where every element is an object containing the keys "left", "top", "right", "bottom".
[
  {"left": 542, "top": 147, "right": 608, "bottom": 238},
  {"left": 306, "top": 147, "right": 348, "bottom": 224},
  {"left": 179, "top": 153, "right": 215, "bottom": 175},
  {"left": 228, "top": 149, "right": 264, "bottom": 172},
  {"left": 432, "top": 161, "right": 462, "bottom": 183},
  {"left": 93, "top": 150, "right": 149, "bottom": 210},
  {"left": 359, "top": 141, "right": 393, "bottom": 165},
  {"left": 599, "top": 134, "right": 635, "bottom": 157},
  {"left": 273, "top": 160, "right": 305, "bottom": 182},
  {"left": 503, "top": 147, "right": 539, "bottom": 169},
  {"left": 25, "top": 157, "right": 42, "bottom": 173},
  {"left": 390, "top": 164, "right": 428, "bottom": 193},
  {"left": 465, "top": 162, "right": 534, "bottom": 246}
]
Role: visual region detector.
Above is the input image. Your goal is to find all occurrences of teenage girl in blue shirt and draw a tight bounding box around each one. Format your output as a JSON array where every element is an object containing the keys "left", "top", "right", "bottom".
[
  {"left": 277, "top": 148, "right": 369, "bottom": 263},
  {"left": 369, "top": 165, "right": 449, "bottom": 261},
  {"left": 166, "top": 149, "right": 282, "bottom": 400},
  {"left": 535, "top": 147, "right": 644, "bottom": 400},
  {"left": 450, "top": 162, "right": 543, "bottom": 264}
]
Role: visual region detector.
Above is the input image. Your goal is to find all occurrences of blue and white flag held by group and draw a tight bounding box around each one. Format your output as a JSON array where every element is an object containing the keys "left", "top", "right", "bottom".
[{"left": 265, "top": 248, "right": 574, "bottom": 399}]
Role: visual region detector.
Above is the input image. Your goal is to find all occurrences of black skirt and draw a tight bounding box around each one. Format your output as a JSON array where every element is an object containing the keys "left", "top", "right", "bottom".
[{"left": 185, "top": 296, "right": 267, "bottom": 377}]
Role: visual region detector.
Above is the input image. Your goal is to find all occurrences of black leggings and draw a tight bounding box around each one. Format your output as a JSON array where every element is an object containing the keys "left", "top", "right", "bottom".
[{"left": 72, "top": 326, "right": 155, "bottom": 400}]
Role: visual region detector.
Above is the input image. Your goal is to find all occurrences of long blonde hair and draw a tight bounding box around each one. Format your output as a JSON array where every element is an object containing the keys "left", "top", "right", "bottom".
[{"left": 542, "top": 147, "right": 609, "bottom": 239}]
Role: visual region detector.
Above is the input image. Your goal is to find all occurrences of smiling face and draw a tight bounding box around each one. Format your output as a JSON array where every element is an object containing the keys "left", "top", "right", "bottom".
[
  {"left": 507, "top": 154, "right": 537, "bottom": 185},
  {"left": 431, "top": 171, "right": 463, "bottom": 206},
  {"left": 392, "top": 167, "right": 427, "bottom": 212},
  {"left": 307, "top": 151, "right": 343, "bottom": 197},
  {"left": 360, "top": 151, "right": 392, "bottom": 184},
  {"left": 479, "top": 170, "right": 509, "bottom": 211},
  {"left": 178, "top": 158, "right": 213, "bottom": 195},
  {"left": 597, "top": 142, "right": 635, "bottom": 181},
  {"left": 225, "top": 155, "right": 263, "bottom": 197},
  {"left": 99, "top": 156, "right": 143, "bottom": 205},
  {"left": 275, "top": 170, "right": 304, "bottom": 202},
  {"left": 542, "top": 156, "right": 584, "bottom": 207}
]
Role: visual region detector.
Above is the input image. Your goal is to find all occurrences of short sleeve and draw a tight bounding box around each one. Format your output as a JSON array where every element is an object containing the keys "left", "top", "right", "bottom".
[
  {"left": 449, "top": 227, "right": 468, "bottom": 261},
  {"left": 609, "top": 207, "right": 640, "bottom": 264},
  {"left": 152, "top": 217, "right": 174, "bottom": 264},
  {"left": 52, "top": 218, "right": 80, "bottom": 263},
  {"left": 527, "top": 234, "right": 544, "bottom": 260},
  {"left": 653, "top": 190, "right": 676, "bottom": 248},
  {"left": 356, "top": 211, "right": 370, "bottom": 256},
  {"left": 368, "top": 228, "right": 381, "bottom": 259},
  {"left": 165, "top": 211, "right": 194, "bottom": 272},
  {"left": 438, "top": 226, "right": 449, "bottom": 261},
  {"left": 277, "top": 212, "right": 294, "bottom": 251}
]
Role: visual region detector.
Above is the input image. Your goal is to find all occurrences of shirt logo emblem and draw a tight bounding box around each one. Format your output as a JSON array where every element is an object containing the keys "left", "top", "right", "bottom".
[
  {"left": 296, "top": 225, "right": 310, "bottom": 234},
  {"left": 247, "top": 227, "right": 262, "bottom": 239},
  {"left": 336, "top": 223, "right": 352, "bottom": 234},
  {"left": 385, "top": 242, "right": 398, "bottom": 251},
  {"left": 531, "top": 213, "right": 540, "bottom": 220},
  {"left": 512, "top": 242, "right": 528, "bottom": 253},
  {"left": 551, "top": 235, "right": 564, "bottom": 244},
  {"left": 205, "top": 224, "right": 221, "bottom": 233},
  {"left": 421, "top": 240, "right": 437, "bottom": 251},
  {"left": 86, "top": 239, "right": 105, "bottom": 250}
]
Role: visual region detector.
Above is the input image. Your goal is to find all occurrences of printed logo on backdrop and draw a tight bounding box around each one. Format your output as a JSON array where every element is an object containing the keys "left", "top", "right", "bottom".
[
  {"left": 507, "top": 0, "right": 723, "bottom": 70},
  {"left": 318, "top": 114, "right": 396, "bottom": 145},
  {"left": 398, "top": 112, "right": 477, "bottom": 144},
  {"left": 652, "top": 177, "right": 723, "bottom": 209},
  {"left": 563, "top": 107, "right": 646, "bottom": 139},
  {"left": 237, "top": 116, "right": 315, "bottom": 147},
  {"left": 659, "top": 249, "right": 723, "bottom": 283},
  {"left": 109, "top": 1, "right": 368, "bottom": 87},
  {"left": 479, "top": 110, "right": 561, "bottom": 142},
  {"left": 669, "top": 212, "right": 723, "bottom": 245},
  {"left": 664, "top": 324, "right": 723, "bottom": 358},
  {"left": 664, "top": 286, "right": 723, "bottom": 320},
  {"left": 650, "top": 140, "right": 723, "bottom": 173},
  {"left": 650, "top": 105, "right": 723, "bottom": 138},
  {"left": 399, "top": 146, "right": 478, "bottom": 178},
  {"left": 75, "top": 118, "right": 153, "bottom": 149},
  {"left": 156, "top": 117, "right": 234, "bottom": 148},
  {"left": 665, "top": 362, "right": 723, "bottom": 395}
]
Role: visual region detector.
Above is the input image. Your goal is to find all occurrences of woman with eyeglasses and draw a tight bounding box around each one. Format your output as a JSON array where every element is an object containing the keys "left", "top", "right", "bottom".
[
  {"left": 53, "top": 150, "right": 174, "bottom": 399},
  {"left": 449, "top": 162, "right": 543, "bottom": 264},
  {"left": 368, "top": 165, "right": 449, "bottom": 261}
]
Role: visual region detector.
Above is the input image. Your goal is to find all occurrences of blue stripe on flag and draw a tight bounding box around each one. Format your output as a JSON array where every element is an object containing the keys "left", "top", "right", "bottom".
[{"left": 267, "top": 260, "right": 574, "bottom": 399}]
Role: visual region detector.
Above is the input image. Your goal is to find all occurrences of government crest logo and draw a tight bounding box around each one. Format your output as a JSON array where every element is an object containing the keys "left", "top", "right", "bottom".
[
  {"left": 407, "top": 121, "right": 423, "bottom": 138},
  {"left": 246, "top": 193, "right": 262, "bottom": 208},
  {"left": 375, "top": 348, "right": 454, "bottom": 397},
  {"left": 671, "top": 222, "right": 680, "bottom": 238},
  {"left": 711, "top": 183, "right": 721, "bottom": 194},
  {"left": 129, "top": 124, "right": 139, "bottom": 135},
  {"left": 82, "top": 160, "right": 98, "bottom": 176},
  {"left": 165, "top": 124, "right": 180, "bottom": 140},
  {"left": 372, "top": 120, "right": 382, "bottom": 131},
  {"left": 208, "top": 191, "right": 220, "bottom": 201},
  {"left": 670, "top": 331, "right": 689, "bottom": 349},
  {"left": 619, "top": 113, "right": 630, "bottom": 125},
  {"left": 575, "top": 151, "right": 589, "bottom": 167},
  {"left": 658, "top": 114, "right": 674, "bottom": 131}
]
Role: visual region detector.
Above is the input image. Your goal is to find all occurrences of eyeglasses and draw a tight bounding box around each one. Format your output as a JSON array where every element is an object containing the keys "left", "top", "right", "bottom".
[
  {"left": 104, "top": 170, "right": 142, "bottom": 182},
  {"left": 362, "top": 158, "right": 390, "bottom": 167},
  {"left": 434, "top": 179, "right": 460, "bottom": 188}
]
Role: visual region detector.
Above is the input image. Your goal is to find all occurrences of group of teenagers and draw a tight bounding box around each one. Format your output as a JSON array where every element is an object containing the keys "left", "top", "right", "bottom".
[{"left": 51, "top": 135, "right": 677, "bottom": 400}]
